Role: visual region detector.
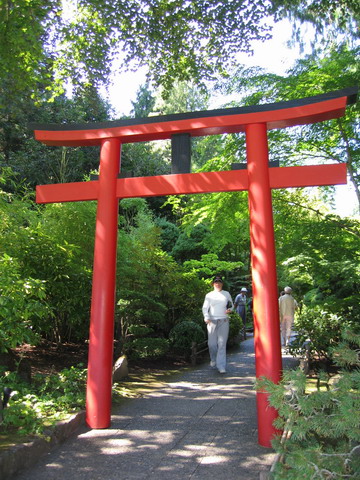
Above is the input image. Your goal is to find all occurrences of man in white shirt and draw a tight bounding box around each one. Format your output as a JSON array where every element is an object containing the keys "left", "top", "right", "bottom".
[
  {"left": 279, "top": 286, "right": 298, "bottom": 347},
  {"left": 202, "top": 276, "right": 233, "bottom": 373}
]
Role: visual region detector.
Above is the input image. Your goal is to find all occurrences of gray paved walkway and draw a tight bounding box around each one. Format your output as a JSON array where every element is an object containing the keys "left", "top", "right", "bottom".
[{"left": 13, "top": 335, "right": 298, "bottom": 480}]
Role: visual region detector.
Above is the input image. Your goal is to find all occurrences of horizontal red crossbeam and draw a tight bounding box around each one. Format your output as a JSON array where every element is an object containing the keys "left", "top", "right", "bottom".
[
  {"left": 31, "top": 88, "right": 357, "bottom": 147},
  {"left": 36, "top": 163, "right": 347, "bottom": 204}
]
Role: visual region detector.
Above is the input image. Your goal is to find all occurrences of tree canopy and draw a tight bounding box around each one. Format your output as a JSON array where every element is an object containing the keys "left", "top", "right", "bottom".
[
  {"left": 221, "top": 43, "right": 360, "bottom": 211},
  {"left": 0, "top": 0, "right": 275, "bottom": 102},
  {"left": 2, "top": 0, "right": 357, "bottom": 104},
  {"left": 271, "top": 0, "right": 360, "bottom": 41}
]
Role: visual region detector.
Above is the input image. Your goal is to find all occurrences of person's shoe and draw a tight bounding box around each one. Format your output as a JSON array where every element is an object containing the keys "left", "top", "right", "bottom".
[
  {"left": 210, "top": 361, "right": 216, "bottom": 367},
  {"left": 218, "top": 369, "right": 226, "bottom": 374}
]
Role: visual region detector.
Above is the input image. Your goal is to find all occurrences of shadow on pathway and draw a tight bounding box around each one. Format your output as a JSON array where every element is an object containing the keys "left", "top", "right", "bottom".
[{"left": 13, "top": 335, "right": 299, "bottom": 480}]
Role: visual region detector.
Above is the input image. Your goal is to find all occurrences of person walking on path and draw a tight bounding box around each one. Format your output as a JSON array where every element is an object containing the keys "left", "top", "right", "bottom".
[
  {"left": 278, "top": 286, "right": 298, "bottom": 347},
  {"left": 234, "top": 287, "right": 248, "bottom": 339},
  {"left": 202, "top": 276, "right": 233, "bottom": 373}
]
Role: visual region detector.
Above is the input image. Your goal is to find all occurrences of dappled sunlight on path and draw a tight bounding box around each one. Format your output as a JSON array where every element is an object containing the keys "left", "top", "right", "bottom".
[{"left": 13, "top": 335, "right": 299, "bottom": 480}]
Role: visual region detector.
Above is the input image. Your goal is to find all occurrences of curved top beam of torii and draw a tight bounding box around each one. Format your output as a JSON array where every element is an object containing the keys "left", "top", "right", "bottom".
[{"left": 32, "top": 86, "right": 358, "bottom": 147}]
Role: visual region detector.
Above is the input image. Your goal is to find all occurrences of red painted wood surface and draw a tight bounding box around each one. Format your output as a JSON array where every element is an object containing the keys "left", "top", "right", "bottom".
[
  {"left": 36, "top": 163, "right": 347, "bottom": 204},
  {"left": 33, "top": 96, "right": 348, "bottom": 146},
  {"left": 85, "top": 139, "right": 120, "bottom": 428},
  {"left": 246, "top": 123, "right": 283, "bottom": 447}
]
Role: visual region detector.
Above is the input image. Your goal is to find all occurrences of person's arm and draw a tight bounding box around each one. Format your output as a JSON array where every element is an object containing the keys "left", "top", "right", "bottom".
[
  {"left": 278, "top": 297, "right": 283, "bottom": 319},
  {"left": 202, "top": 295, "right": 211, "bottom": 323},
  {"left": 226, "top": 292, "right": 234, "bottom": 313}
]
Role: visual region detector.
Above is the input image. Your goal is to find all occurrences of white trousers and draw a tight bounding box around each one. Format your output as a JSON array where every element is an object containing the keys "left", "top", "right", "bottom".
[
  {"left": 281, "top": 315, "right": 293, "bottom": 346},
  {"left": 207, "top": 318, "right": 229, "bottom": 371}
]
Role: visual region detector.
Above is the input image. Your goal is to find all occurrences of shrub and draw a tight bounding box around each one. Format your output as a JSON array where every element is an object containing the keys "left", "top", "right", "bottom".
[
  {"left": 127, "top": 325, "right": 154, "bottom": 337},
  {"left": 290, "top": 306, "right": 345, "bottom": 360},
  {"left": 0, "top": 365, "right": 87, "bottom": 435},
  {"left": 169, "top": 320, "right": 206, "bottom": 355},
  {"left": 0, "top": 255, "right": 51, "bottom": 351},
  {"left": 124, "top": 337, "right": 169, "bottom": 359},
  {"left": 228, "top": 311, "right": 242, "bottom": 344},
  {"left": 257, "top": 327, "right": 360, "bottom": 479}
]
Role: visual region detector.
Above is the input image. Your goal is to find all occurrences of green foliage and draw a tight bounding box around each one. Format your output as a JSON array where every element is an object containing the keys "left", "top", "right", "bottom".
[
  {"left": 0, "top": 0, "right": 274, "bottom": 107},
  {"left": 169, "top": 320, "right": 206, "bottom": 355},
  {"left": 179, "top": 190, "right": 250, "bottom": 260},
  {"left": 331, "top": 328, "right": 360, "bottom": 368},
  {"left": 124, "top": 337, "right": 169, "bottom": 360},
  {"left": 0, "top": 182, "right": 95, "bottom": 343},
  {"left": 223, "top": 43, "right": 360, "bottom": 213},
  {"left": 290, "top": 306, "right": 346, "bottom": 360},
  {"left": 59, "top": 1, "right": 273, "bottom": 92},
  {"left": 130, "top": 82, "right": 156, "bottom": 118},
  {"left": 154, "top": 217, "right": 180, "bottom": 253},
  {"left": 183, "top": 253, "right": 243, "bottom": 281},
  {"left": 0, "top": 255, "right": 51, "bottom": 352},
  {"left": 0, "top": 0, "right": 56, "bottom": 100},
  {"left": 127, "top": 325, "right": 154, "bottom": 337},
  {"left": 1, "top": 0, "right": 357, "bottom": 110},
  {"left": 31, "top": 366, "right": 87, "bottom": 414},
  {"left": 271, "top": 0, "right": 359, "bottom": 40},
  {"left": 0, "top": 365, "right": 87, "bottom": 435},
  {"left": 116, "top": 201, "right": 210, "bottom": 338},
  {"left": 1, "top": 91, "right": 110, "bottom": 191},
  {"left": 11, "top": 226, "right": 92, "bottom": 343},
  {"left": 228, "top": 311, "right": 243, "bottom": 344},
  {"left": 117, "top": 290, "right": 167, "bottom": 337},
  {"left": 153, "top": 80, "right": 210, "bottom": 114},
  {"left": 120, "top": 141, "right": 170, "bottom": 179},
  {"left": 171, "top": 224, "right": 211, "bottom": 262},
  {"left": 257, "top": 328, "right": 360, "bottom": 479}
]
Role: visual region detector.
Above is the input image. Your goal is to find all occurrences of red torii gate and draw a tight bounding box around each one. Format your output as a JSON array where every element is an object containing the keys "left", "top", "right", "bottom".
[{"left": 32, "top": 86, "right": 357, "bottom": 448}]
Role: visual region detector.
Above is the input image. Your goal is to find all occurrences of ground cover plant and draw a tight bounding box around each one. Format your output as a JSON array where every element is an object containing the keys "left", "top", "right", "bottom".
[
  {"left": 0, "top": 351, "right": 189, "bottom": 443},
  {"left": 257, "top": 326, "right": 360, "bottom": 479},
  {"left": 0, "top": 365, "right": 87, "bottom": 437}
]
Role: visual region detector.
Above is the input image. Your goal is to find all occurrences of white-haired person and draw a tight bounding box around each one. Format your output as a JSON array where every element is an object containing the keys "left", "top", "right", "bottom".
[
  {"left": 278, "top": 286, "right": 298, "bottom": 347},
  {"left": 234, "top": 287, "right": 248, "bottom": 338},
  {"left": 202, "top": 276, "right": 234, "bottom": 374}
]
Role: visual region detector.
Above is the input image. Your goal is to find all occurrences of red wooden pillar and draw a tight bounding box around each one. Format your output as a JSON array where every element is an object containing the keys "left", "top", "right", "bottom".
[
  {"left": 246, "top": 123, "right": 282, "bottom": 447},
  {"left": 86, "top": 138, "right": 121, "bottom": 428}
]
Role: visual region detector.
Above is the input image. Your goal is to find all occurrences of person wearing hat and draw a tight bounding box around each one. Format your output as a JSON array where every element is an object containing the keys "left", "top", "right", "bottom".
[
  {"left": 278, "top": 286, "right": 298, "bottom": 347},
  {"left": 202, "top": 276, "right": 234, "bottom": 373},
  {"left": 234, "top": 287, "right": 248, "bottom": 338}
]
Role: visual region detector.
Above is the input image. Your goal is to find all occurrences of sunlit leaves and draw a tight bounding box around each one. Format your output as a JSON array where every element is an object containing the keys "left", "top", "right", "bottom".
[
  {"left": 271, "top": 0, "right": 360, "bottom": 41},
  {"left": 1, "top": 0, "right": 275, "bottom": 105}
]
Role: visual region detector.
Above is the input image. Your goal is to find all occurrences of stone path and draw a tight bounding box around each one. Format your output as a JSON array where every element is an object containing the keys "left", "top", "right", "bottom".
[{"left": 12, "top": 335, "right": 298, "bottom": 480}]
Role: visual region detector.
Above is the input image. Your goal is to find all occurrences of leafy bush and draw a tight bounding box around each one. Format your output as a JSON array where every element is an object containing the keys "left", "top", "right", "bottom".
[
  {"left": 124, "top": 337, "right": 169, "bottom": 359},
  {"left": 228, "top": 311, "right": 242, "bottom": 344},
  {"left": 33, "top": 365, "right": 87, "bottom": 410},
  {"left": 116, "top": 290, "right": 168, "bottom": 339},
  {"left": 127, "top": 325, "right": 154, "bottom": 337},
  {"left": 257, "top": 327, "right": 360, "bottom": 479},
  {"left": 0, "top": 365, "right": 87, "bottom": 435},
  {"left": 169, "top": 320, "right": 206, "bottom": 355},
  {"left": 290, "top": 306, "right": 346, "bottom": 360},
  {"left": 0, "top": 255, "right": 51, "bottom": 352},
  {"left": 0, "top": 189, "right": 94, "bottom": 344}
]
